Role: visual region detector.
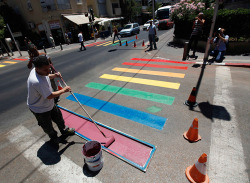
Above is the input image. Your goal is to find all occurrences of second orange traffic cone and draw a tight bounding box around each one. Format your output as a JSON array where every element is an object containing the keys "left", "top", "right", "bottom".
[
  {"left": 119, "top": 40, "right": 122, "bottom": 46},
  {"left": 136, "top": 34, "right": 138, "bottom": 39},
  {"left": 184, "top": 87, "right": 198, "bottom": 107},
  {"left": 126, "top": 41, "right": 128, "bottom": 46},
  {"left": 142, "top": 40, "right": 145, "bottom": 47},
  {"left": 183, "top": 118, "right": 201, "bottom": 142},
  {"left": 57, "top": 80, "right": 63, "bottom": 90},
  {"left": 133, "top": 41, "right": 137, "bottom": 47},
  {"left": 185, "top": 153, "right": 209, "bottom": 183}
]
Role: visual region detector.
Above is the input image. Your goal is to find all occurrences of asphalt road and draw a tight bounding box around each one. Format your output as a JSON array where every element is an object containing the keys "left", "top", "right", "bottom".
[{"left": 0, "top": 28, "right": 249, "bottom": 183}]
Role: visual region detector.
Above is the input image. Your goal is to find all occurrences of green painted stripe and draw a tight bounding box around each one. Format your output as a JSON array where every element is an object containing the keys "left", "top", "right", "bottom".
[
  {"left": 112, "top": 40, "right": 126, "bottom": 46},
  {"left": 85, "top": 82, "right": 175, "bottom": 105}
]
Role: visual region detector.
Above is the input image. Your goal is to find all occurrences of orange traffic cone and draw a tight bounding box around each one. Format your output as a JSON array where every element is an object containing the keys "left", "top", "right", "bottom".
[
  {"left": 126, "top": 41, "right": 128, "bottom": 46},
  {"left": 183, "top": 118, "right": 201, "bottom": 142},
  {"left": 136, "top": 34, "right": 138, "bottom": 39},
  {"left": 185, "top": 153, "right": 209, "bottom": 183},
  {"left": 119, "top": 40, "right": 122, "bottom": 46},
  {"left": 184, "top": 87, "right": 198, "bottom": 107},
  {"left": 57, "top": 80, "right": 63, "bottom": 90},
  {"left": 134, "top": 41, "right": 137, "bottom": 47},
  {"left": 142, "top": 40, "right": 145, "bottom": 47}
]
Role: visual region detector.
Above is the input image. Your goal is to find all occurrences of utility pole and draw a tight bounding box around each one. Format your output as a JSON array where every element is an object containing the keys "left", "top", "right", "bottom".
[
  {"left": 6, "top": 24, "right": 22, "bottom": 56},
  {"left": 203, "top": 0, "right": 220, "bottom": 61},
  {"left": 152, "top": 0, "right": 155, "bottom": 22}
]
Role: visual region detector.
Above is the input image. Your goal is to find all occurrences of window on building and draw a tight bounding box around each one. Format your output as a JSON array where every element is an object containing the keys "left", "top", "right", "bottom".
[
  {"left": 76, "top": 0, "right": 82, "bottom": 4},
  {"left": 40, "top": 0, "right": 56, "bottom": 12},
  {"left": 57, "top": 0, "right": 71, "bottom": 10},
  {"left": 27, "top": 0, "right": 33, "bottom": 11},
  {"left": 112, "top": 3, "right": 119, "bottom": 15}
]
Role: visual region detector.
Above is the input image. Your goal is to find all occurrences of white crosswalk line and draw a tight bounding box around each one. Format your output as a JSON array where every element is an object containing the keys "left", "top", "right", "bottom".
[
  {"left": 7, "top": 125, "right": 102, "bottom": 183},
  {"left": 209, "top": 66, "right": 249, "bottom": 183}
]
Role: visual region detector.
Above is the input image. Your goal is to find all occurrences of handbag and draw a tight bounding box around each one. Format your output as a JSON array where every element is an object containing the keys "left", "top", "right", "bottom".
[{"left": 155, "top": 35, "right": 159, "bottom": 42}]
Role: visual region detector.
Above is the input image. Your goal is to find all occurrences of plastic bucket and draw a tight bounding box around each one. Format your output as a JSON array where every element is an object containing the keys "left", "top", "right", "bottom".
[{"left": 82, "top": 141, "right": 103, "bottom": 171}]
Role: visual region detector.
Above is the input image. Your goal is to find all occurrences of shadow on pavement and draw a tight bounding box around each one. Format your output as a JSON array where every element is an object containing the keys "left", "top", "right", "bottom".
[
  {"left": 82, "top": 164, "right": 101, "bottom": 177},
  {"left": 198, "top": 101, "right": 231, "bottom": 122}
]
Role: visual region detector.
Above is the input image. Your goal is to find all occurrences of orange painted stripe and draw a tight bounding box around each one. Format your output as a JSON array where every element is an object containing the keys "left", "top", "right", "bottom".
[
  {"left": 131, "top": 58, "right": 194, "bottom": 64},
  {"left": 123, "top": 62, "right": 188, "bottom": 70}
]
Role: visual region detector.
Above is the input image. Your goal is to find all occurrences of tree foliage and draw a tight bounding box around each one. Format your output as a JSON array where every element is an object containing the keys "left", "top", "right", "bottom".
[{"left": 0, "top": 15, "right": 5, "bottom": 40}]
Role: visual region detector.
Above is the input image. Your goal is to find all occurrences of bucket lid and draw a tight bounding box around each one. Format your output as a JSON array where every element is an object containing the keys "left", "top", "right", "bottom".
[{"left": 82, "top": 141, "right": 101, "bottom": 157}]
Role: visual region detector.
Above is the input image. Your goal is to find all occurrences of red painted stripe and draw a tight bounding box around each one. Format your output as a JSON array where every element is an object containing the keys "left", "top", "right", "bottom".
[
  {"left": 131, "top": 58, "right": 195, "bottom": 64},
  {"left": 123, "top": 62, "right": 188, "bottom": 70},
  {"left": 13, "top": 58, "right": 27, "bottom": 61},
  {"left": 225, "top": 63, "right": 250, "bottom": 66},
  {"left": 86, "top": 41, "right": 106, "bottom": 47}
]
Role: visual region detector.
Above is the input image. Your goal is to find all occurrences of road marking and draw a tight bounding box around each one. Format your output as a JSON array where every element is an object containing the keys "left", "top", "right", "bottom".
[
  {"left": 3, "top": 61, "right": 17, "bottom": 64},
  {"left": 209, "top": 66, "right": 249, "bottom": 183},
  {"left": 122, "top": 39, "right": 135, "bottom": 46},
  {"left": 112, "top": 67, "right": 185, "bottom": 78},
  {"left": 0, "top": 64, "right": 6, "bottom": 67},
  {"left": 96, "top": 41, "right": 112, "bottom": 46},
  {"left": 12, "top": 58, "right": 27, "bottom": 61},
  {"left": 112, "top": 40, "right": 126, "bottom": 46},
  {"left": 67, "top": 93, "right": 167, "bottom": 130},
  {"left": 103, "top": 40, "right": 119, "bottom": 46},
  {"left": 85, "top": 82, "right": 175, "bottom": 105},
  {"left": 131, "top": 58, "right": 193, "bottom": 64},
  {"left": 86, "top": 41, "right": 106, "bottom": 47},
  {"left": 123, "top": 62, "right": 188, "bottom": 70},
  {"left": 7, "top": 125, "right": 102, "bottom": 183},
  {"left": 100, "top": 74, "right": 180, "bottom": 89}
]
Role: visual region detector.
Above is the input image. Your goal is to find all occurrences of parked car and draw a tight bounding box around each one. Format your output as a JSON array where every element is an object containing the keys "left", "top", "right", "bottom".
[
  {"left": 119, "top": 23, "right": 140, "bottom": 37},
  {"left": 142, "top": 20, "right": 159, "bottom": 30},
  {"left": 158, "top": 19, "right": 174, "bottom": 30}
]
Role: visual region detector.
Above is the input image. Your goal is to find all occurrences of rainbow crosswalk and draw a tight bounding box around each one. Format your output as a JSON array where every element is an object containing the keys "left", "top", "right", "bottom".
[
  {"left": 86, "top": 40, "right": 128, "bottom": 47},
  {"left": 0, "top": 58, "right": 28, "bottom": 68},
  {"left": 66, "top": 57, "right": 189, "bottom": 130}
]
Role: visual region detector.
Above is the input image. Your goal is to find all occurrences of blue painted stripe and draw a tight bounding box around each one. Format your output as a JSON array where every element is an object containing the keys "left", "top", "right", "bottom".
[
  {"left": 66, "top": 93, "right": 166, "bottom": 130},
  {"left": 122, "top": 39, "right": 135, "bottom": 46}
]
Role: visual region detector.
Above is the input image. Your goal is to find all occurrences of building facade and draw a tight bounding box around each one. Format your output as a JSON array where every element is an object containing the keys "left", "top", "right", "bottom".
[{"left": 1, "top": 0, "right": 122, "bottom": 47}]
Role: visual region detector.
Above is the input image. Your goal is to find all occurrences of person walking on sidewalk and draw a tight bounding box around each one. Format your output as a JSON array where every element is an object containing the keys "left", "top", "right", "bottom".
[
  {"left": 147, "top": 20, "right": 157, "bottom": 50},
  {"left": 78, "top": 31, "right": 86, "bottom": 51},
  {"left": 49, "top": 34, "right": 56, "bottom": 49},
  {"left": 187, "top": 12, "right": 205, "bottom": 58},
  {"left": 210, "top": 28, "right": 229, "bottom": 62},
  {"left": 27, "top": 55, "right": 75, "bottom": 144},
  {"left": 113, "top": 26, "right": 120, "bottom": 44}
]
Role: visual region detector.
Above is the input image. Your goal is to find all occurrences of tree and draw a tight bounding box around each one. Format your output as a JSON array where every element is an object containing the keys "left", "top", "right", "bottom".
[
  {"left": 121, "top": 0, "right": 142, "bottom": 22},
  {"left": 0, "top": 15, "right": 5, "bottom": 40}
]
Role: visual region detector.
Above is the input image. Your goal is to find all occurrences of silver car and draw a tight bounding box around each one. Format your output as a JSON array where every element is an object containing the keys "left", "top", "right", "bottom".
[{"left": 120, "top": 23, "right": 140, "bottom": 37}]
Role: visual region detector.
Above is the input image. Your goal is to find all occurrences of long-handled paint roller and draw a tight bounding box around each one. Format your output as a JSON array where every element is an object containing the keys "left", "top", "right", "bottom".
[{"left": 50, "top": 64, "right": 115, "bottom": 148}]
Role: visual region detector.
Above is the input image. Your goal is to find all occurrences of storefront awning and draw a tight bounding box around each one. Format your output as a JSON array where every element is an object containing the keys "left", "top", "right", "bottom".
[{"left": 62, "top": 14, "right": 101, "bottom": 25}]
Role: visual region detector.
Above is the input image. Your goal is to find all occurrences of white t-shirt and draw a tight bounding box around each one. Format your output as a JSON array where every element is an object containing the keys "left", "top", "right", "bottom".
[
  {"left": 148, "top": 24, "right": 156, "bottom": 35},
  {"left": 78, "top": 33, "right": 83, "bottom": 42},
  {"left": 27, "top": 68, "right": 54, "bottom": 113}
]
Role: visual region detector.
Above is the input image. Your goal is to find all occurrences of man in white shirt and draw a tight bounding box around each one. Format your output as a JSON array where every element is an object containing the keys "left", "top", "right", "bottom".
[
  {"left": 147, "top": 20, "right": 157, "bottom": 50},
  {"left": 27, "top": 56, "right": 74, "bottom": 144},
  {"left": 78, "top": 31, "right": 86, "bottom": 51}
]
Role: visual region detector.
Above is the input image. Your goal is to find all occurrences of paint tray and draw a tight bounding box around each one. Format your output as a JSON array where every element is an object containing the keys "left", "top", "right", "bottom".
[{"left": 58, "top": 106, "right": 156, "bottom": 172}]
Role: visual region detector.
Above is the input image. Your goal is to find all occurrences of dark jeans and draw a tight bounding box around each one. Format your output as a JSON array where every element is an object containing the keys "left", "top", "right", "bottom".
[
  {"left": 187, "top": 34, "right": 200, "bottom": 56},
  {"left": 80, "top": 41, "right": 86, "bottom": 50},
  {"left": 113, "top": 34, "right": 120, "bottom": 43},
  {"left": 210, "top": 50, "right": 226, "bottom": 62},
  {"left": 30, "top": 105, "right": 66, "bottom": 140},
  {"left": 148, "top": 34, "right": 157, "bottom": 49}
]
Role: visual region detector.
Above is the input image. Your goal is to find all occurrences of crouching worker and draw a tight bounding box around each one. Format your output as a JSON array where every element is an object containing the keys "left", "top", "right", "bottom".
[
  {"left": 27, "top": 55, "right": 74, "bottom": 144},
  {"left": 210, "top": 28, "right": 229, "bottom": 62}
]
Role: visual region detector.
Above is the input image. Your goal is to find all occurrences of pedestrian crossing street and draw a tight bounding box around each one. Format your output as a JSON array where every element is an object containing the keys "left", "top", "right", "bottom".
[{"left": 66, "top": 57, "right": 194, "bottom": 130}]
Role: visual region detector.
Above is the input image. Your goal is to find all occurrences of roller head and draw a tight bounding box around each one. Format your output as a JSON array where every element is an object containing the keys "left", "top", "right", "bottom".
[{"left": 104, "top": 135, "right": 115, "bottom": 148}]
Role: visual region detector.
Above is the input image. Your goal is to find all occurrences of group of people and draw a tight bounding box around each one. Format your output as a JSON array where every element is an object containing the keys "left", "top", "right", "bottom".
[{"left": 187, "top": 12, "right": 229, "bottom": 62}]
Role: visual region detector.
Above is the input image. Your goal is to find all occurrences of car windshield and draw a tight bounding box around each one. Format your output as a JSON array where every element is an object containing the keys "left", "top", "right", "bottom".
[{"left": 124, "top": 25, "right": 132, "bottom": 29}]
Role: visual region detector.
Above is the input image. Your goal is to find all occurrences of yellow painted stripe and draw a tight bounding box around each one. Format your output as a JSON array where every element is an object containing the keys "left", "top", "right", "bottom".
[
  {"left": 0, "top": 65, "right": 6, "bottom": 67},
  {"left": 96, "top": 41, "right": 112, "bottom": 46},
  {"left": 100, "top": 74, "right": 180, "bottom": 89},
  {"left": 112, "top": 67, "right": 185, "bottom": 78},
  {"left": 103, "top": 40, "right": 119, "bottom": 46},
  {"left": 3, "top": 61, "right": 17, "bottom": 64}
]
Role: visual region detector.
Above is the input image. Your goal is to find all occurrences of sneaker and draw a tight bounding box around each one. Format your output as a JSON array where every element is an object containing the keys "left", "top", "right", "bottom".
[{"left": 63, "top": 126, "right": 75, "bottom": 136}]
